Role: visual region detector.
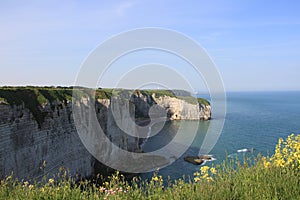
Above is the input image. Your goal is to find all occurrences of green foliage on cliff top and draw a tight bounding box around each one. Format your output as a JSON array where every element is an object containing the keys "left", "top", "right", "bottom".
[
  {"left": 173, "top": 96, "right": 210, "bottom": 106},
  {"left": 197, "top": 98, "right": 210, "bottom": 106},
  {"left": 0, "top": 86, "right": 73, "bottom": 128},
  {"left": 95, "top": 89, "right": 177, "bottom": 100},
  {"left": 141, "top": 89, "right": 210, "bottom": 105},
  {"left": 95, "top": 88, "right": 113, "bottom": 99},
  {"left": 0, "top": 86, "right": 210, "bottom": 127},
  {"left": 141, "top": 89, "right": 176, "bottom": 98},
  {"left": 0, "top": 86, "right": 73, "bottom": 104},
  {"left": 95, "top": 89, "right": 210, "bottom": 106},
  {"left": 0, "top": 88, "right": 46, "bottom": 128}
]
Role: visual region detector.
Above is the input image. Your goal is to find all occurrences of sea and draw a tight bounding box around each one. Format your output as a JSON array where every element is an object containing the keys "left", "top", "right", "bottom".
[{"left": 140, "top": 91, "right": 300, "bottom": 181}]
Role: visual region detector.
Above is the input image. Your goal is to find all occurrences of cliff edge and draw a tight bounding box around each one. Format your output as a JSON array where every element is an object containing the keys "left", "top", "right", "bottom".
[{"left": 0, "top": 87, "right": 210, "bottom": 180}]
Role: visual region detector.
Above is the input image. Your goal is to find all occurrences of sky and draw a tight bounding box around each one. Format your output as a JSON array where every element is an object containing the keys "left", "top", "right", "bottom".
[{"left": 0, "top": 0, "right": 300, "bottom": 91}]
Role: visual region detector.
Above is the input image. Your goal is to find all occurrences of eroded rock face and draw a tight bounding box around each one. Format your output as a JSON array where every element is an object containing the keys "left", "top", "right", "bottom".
[
  {"left": 130, "top": 92, "right": 211, "bottom": 120},
  {"left": 152, "top": 96, "right": 211, "bottom": 120},
  {"left": 0, "top": 93, "right": 210, "bottom": 180},
  {"left": 0, "top": 101, "right": 94, "bottom": 180}
]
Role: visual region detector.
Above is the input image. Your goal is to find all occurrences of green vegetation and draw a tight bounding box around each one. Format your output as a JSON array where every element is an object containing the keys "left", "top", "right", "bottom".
[
  {"left": 0, "top": 87, "right": 210, "bottom": 106},
  {"left": 94, "top": 88, "right": 177, "bottom": 100},
  {"left": 0, "top": 87, "right": 73, "bottom": 127},
  {"left": 0, "top": 86, "right": 210, "bottom": 127},
  {"left": 1, "top": 134, "right": 299, "bottom": 199},
  {"left": 0, "top": 86, "right": 73, "bottom": 104},
  {"left": 141, "top": 90, "right": 176, "bottom": 98},
  {"left": 0, "top": 97, "right": 6, "bottom": 103},
  {"left": 140, "top": 89, "right": 210, "bottom": 105},
  {"left": 197, "top": 97, "right": 210, "bottom": 106},
  {"left": 0, "top": 88, "right": 47, "bottom": 128},
  {"left": 95, "top": 88, "right": 113, "bottom": 99},
  {"left": 176, "top": 96, "right": 197, "bottom": 105},
  {"left": 38, "top": 89, "right": 73, "bottom": 103}
]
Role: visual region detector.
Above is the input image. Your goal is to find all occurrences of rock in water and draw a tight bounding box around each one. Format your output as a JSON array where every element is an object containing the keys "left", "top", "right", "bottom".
[
  {"left": 199, "top": 155, "right": 212, "bottom": 160},
  {"left": 184, "top": 156, "right": 204, "bottom": 165},
  {"left": 184, "top": 155, "right": 214, "bottom": 165}
]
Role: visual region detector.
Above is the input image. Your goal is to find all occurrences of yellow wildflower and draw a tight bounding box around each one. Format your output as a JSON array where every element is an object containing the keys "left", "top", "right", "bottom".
[
  {"left": 264, "top": 161, "right": 271, "bottom": 168},
  {"left": 206, "top": 177, "right": 214, "bottom": 182},
  {"left": 194, "top": 177, "right": 201, "bottom": 183},
  {"left": 200, "top": 166, "right": 209, "bottom": 174},
  {"left": 48, "top": 178, "right": 54, "bottom": 184},
  {"left": 23, "top": 181, "right": 29, "bottom": 187},
  {"left": 210, "top": 167, "right": 217, "bottom": 174},
  {"left": 270, "top": 133, "right": 300, "bottom": 170},
  {"left": 194, "top": 172, "right": 200, "bottom": 176},
  {"left": 202, "top": 174, "right": 209, "bottom": 179}
]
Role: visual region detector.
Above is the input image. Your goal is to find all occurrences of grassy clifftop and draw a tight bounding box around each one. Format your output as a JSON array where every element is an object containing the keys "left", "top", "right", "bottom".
[
  {"left": 1, "top": 133, "right": 299, "bottom": 199},
  {"left": 0, "top": 86, "right": 210, "bottom": 105},
  {"left": 0, "top": 86, "right": 210, "bottom": 127},
  {"left": 0, "top": 87, "right": 74, "bottom": 128}
]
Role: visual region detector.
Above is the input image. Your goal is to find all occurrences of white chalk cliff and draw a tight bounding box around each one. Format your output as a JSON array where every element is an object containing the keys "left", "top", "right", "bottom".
[{"left": 0, "top": 88, "right": 210, "bottom": 180}]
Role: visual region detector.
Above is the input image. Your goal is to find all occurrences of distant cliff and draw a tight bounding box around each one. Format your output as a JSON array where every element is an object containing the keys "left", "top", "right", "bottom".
[
  {"left": 126, "top": 89, "right": 210, "bottom": 121},
  {"left": 0, "top": 87, "right": 210, "bottom": 180}
]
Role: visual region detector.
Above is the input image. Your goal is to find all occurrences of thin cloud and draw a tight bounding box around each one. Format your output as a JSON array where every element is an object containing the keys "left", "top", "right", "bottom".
[{"left": 114, "top": 0, "right": 136, "bottom": 16}]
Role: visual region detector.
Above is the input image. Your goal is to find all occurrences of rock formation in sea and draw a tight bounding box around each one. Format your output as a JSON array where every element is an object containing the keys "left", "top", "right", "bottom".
[{"left": 0, "top": 87, "right": 210, "bottom": 180}]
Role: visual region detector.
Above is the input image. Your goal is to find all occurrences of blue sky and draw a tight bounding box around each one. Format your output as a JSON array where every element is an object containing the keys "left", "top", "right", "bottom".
[{"left": 0, "top": 0, "right": 300, "bottom": 91}]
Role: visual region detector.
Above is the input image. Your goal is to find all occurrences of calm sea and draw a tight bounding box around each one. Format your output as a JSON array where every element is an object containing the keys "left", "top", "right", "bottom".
[{"left": 140, "top": 91, "right": 300, "bottom": 180}]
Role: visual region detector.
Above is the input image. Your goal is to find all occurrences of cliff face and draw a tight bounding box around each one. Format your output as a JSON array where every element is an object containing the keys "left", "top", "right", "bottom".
[
  {"left": 152, "top": 95, "right": 211, "bottom": 120},
  {"left": 0, "top": 88, "right": 210, "bottom": 180},
  {"left": 0, "top": 100, "right": 95, "bottom": 180},
  {"left": 131, "top": 91, "right": 211, "bottom": 121}
]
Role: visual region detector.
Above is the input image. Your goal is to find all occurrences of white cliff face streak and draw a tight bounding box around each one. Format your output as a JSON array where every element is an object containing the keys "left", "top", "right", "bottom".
[{"left": 0, "top": 88, "right": 210, "bottom": 180}]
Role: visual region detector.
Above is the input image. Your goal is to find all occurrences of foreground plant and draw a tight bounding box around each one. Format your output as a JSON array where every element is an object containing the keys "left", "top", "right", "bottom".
[
  {"left": 271, "top": 133, "right": 300, "bottom": 170},
  {"left": 1, "top": 133, "right": 299, "bottom": 200}
]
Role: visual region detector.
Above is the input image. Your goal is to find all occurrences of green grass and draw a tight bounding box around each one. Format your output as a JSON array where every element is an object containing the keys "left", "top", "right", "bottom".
[
  {"left": 197, "top": 97, "right": 210, "bottom": 106},
  {"left": 1, "top": 156, "right": 299, "bottom": 200},
  {"left": 141, "top": 89, "right": 176, "bottom": 98},
  {"left": 0, "top": 87, "right": 74, "bottom": 127},
  {"left": 140, "top": 89, "right": 210, "bottom": 105},
  {"left": 0, "top": 87, "right": 210, "bottom": 106},
  {"left": 0, "top": 86, "right": 210, "bottom": 127},
  {"left": 1, "top": 132, "right": 300, "bottom": 200},
  {"left": 0, "top": 88, "right": 47, "bottom": 128}
]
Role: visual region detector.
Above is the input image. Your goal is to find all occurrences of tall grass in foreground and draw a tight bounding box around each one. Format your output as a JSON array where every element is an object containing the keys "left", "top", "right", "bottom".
[{"left": 1, "top": 134, "right": 299, "bottom": 200}]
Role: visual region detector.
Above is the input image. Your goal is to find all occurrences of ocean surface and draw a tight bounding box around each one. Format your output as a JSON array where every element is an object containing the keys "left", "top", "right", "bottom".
[{"left": 140, "top": 91, "right": 300, "bottom": 181}]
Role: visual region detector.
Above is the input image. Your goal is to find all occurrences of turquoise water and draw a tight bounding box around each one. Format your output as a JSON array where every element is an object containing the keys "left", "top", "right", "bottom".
[{"left": 141, "top": 91, "right": 300, "bottom": 180}]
